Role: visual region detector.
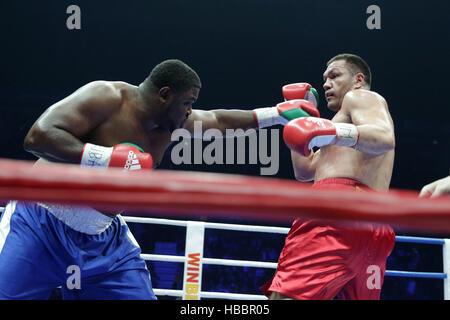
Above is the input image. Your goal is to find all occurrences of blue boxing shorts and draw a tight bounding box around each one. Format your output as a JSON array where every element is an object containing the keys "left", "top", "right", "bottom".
[{"left": 0, "top": 201, "right": 156, "bottom": 300}]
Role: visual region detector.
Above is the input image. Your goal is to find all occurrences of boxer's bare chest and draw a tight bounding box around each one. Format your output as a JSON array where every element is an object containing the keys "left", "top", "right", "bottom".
[{"left": 315, "top": 109, "right": 393, "bottom": 189}]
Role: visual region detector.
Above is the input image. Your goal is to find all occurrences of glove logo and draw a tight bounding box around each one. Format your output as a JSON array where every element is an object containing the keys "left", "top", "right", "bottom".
[
  {"left": 307, "top": 117, "right": 327, "bottom": 128},
  {"left": 124, "top": 151, "right": 142, "bottom": 171}
]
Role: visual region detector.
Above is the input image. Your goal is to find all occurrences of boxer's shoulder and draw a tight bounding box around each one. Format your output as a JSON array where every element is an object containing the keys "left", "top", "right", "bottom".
[
  {"left": 342, "top": 89, "right": 387, "bottom": 112},
  {"left": 77, "top": 81, "right": 129, "bottom": 114},
  {"left": 82, "top": 80, "right": 121, "bottom": 97},
  {"left": 109, "top": 80, "right": 136, "bottom": 94},
  {"left": 344, "top": 89, "right": 386, "bottom": 104}
]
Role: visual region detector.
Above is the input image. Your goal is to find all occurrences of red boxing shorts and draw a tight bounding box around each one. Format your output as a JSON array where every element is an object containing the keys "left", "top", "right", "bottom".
[{"left": 260, "top": 178, "right": 395, "bottom": 300}]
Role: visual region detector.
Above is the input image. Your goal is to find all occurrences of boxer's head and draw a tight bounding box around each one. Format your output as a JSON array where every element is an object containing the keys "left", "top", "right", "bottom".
[
  {"left": 323, "top": 54, "right": 371, "bottom": 111},
  {"left": 143, "top": 59, "right": 201, "bottom": 132}
]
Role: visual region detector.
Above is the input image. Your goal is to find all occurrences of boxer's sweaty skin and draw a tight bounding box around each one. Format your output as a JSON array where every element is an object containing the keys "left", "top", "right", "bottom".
[
  {"left": 24, "top": 81, "right": 258, "bottom": 217},
  {"left": 291, "top": 60, "right": 395, "bottom": 190},
  {"left": 25, "top": 81, "right": 185, "bottom": 167},
  {"left": 313, "top": 90, "right": 395, "bottom": 190},
  {"left": 272, "top": 58, "right": 396, "bottom": 301}
]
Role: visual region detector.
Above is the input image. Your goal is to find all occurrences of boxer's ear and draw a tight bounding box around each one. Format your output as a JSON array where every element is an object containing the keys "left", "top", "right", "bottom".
[
  {"left": 354, "top": 73, "right": 365, "bottom": 89},
  {"left": 158, "top": 86, "right": 172, "bottom": 104}
]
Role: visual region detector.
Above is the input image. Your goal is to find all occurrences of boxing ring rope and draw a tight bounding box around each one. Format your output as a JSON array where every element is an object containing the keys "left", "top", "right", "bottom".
[
  {"left": 122, "top": 216, "right": 450, "bottom": 300},
  {"left": 0, "top": 207, "right": 447, "bottom": 299},
  {"left": 1, "top": 158, "right": 449, "bottom": 233},
  {"left": 1, "top": 158, "right": 450, "bottom": 299}
]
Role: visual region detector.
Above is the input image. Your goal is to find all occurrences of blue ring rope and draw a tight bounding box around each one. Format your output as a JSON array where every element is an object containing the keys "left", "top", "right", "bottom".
[
  {"left": 395, "top": 236, "right": 445, "bottom": 245},
  {"left": 386, "top": 270, "right": 447, "bottom": 279},
  {"left": 385, "top": 236, "right": 447, "bottom": 279}
]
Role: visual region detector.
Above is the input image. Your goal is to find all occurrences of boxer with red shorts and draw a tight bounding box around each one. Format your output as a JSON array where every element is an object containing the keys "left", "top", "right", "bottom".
[
  {"left": 261, "top": 178, "right": 395, "bottom": 299},
  {"left": 262, "top": 53, "right": 396, "bottom": 300}
]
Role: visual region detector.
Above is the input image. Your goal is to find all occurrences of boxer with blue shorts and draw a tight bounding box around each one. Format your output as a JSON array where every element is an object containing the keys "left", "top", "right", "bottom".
[
  {"left": 0, "top": 201, "right": 155, "bottom": 299},
  {"left": 0, "top": 60, "right": 205, "bottom": 299}
]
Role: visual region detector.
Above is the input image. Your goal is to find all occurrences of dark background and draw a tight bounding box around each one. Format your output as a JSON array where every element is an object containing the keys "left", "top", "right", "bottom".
[{"left": 1, "top": 0, "right": 449, "bottom": 299}]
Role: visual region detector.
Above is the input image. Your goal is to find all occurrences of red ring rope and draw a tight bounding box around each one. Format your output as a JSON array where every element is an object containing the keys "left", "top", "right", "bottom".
[{"left": 0, "top": 158, "right": 449, "bottom": 233}]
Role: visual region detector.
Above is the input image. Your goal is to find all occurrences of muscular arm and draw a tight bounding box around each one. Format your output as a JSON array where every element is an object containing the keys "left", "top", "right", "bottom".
[
  {"left": 23, "top": 81, "right": 121, "bottom": 163},
  {"left": 344, "top": 90, "right": 395, "bottom": 155},
  {"left": 183, "top": 109, "right": 257, "bottom": 137}
]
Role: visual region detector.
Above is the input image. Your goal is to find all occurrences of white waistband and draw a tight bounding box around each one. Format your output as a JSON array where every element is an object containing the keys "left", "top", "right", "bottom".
[{"left": 37, "top": 202, "right": 114, "bottom": 235}]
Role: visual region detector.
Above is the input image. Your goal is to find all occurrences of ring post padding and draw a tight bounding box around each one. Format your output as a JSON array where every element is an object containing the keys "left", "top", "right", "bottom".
[
  {"left": 443, "top": 239, "right": 450, "bottom": 300},
  {"left": 182, "top": 221, "right": 205, "bottom": 300}
]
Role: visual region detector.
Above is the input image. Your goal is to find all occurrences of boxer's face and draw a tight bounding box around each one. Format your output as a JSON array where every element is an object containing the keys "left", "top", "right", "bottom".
[
  {"left": 322, "top": 60, "right": 358, "bottom": 112},
  {"left": 165, "top": 86, "right": 199, "bottom": 132}
]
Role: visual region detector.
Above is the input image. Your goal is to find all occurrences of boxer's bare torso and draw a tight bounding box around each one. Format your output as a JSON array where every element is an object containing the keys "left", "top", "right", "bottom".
[
  {"left": 291, "top": 89, "right": 395, "bottom": 191},
  {"left": 25, "top": 80, "right": 257, "bottom": 216},
  {"left": 26, "top": 81, "right": 197, "bottom": 167},
  {"left": 314, "top": 90, "right": 395, "bottom": 190},
  {"left": 26, "top": 80, "right": 256, "bottom": 168},
  {"left": 79, "top": 82, "right": 173, "bottom": 168},
  {"left": 26, "top": 80, "right": 198, "bottom": 216},
  {"left": 291, "top": 58, "right": 395, "bottom": 191}
]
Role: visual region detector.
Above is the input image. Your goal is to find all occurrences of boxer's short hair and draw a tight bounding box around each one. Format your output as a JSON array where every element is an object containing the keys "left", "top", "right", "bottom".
[
  {"left": 147, "top": 59, "right": 202, "bottom": 93},
  {"left": 327, "top": 54, "right": 372, "bottom": 88}
]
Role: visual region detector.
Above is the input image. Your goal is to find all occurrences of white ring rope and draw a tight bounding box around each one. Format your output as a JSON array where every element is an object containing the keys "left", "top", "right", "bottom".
[
  {"left": 152, "top": 289, "right": 267, "bottom": 300},
  {"left": 122, "top": 215, "right": 450, "bottom": 300},
  {"left": 124, "top": 216, "right": 290, "bottom": 234},
  {"left": 142, "top": 253, "right": 277, "bottom": 269}
]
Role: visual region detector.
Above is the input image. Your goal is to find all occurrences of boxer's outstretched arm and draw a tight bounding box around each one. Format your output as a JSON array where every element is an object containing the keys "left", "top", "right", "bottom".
[
  {"left": 343, "top": 90, "right": 395, "bottom": 155},
  {"left": 184, "top": 96, "right": 320, "bottom": 137},
  {"left": 184, "top": 109, "right": 257, "bottom": 137},
  {"left": 184, "top": 101, "right": 319, "bottom": 137},
  {"left": 24, "top": 81, "right": 121, "bottom": 163}
]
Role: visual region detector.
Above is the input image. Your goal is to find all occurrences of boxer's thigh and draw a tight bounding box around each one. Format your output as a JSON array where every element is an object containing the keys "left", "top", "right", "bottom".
[{"left": 0, "top": 202, "right": 63, "bottom": 299}]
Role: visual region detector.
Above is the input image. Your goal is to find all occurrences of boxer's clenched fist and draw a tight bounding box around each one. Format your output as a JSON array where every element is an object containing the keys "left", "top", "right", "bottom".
[
  {"left": 283, "top": 117, "right": 359, "bottom": 157},
  {"left": 282, "top": 83, "right": 318, "bottom": 106},
  {"left": 253, "top": 82, "right": 319, "bottom": 128}
]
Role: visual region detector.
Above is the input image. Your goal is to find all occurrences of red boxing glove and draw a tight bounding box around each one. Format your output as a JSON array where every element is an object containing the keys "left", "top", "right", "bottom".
[
  {"left": 283, "top": 117, "right": 359, "bottom": 157},
  {"left": 277, "top": 99, "right": 320, "bottom": 119},
  {"left": 253, "top": 82, "right": 320, "bottom": 128},
  {"left": 282, "top": 83, "right": 319, "bottom": 107},
  {"left": 80, "top": 142, "right": 153, "bottom": 171},
  {"left": 108, "top": 143, "right": 153, "bottom": 171}
]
